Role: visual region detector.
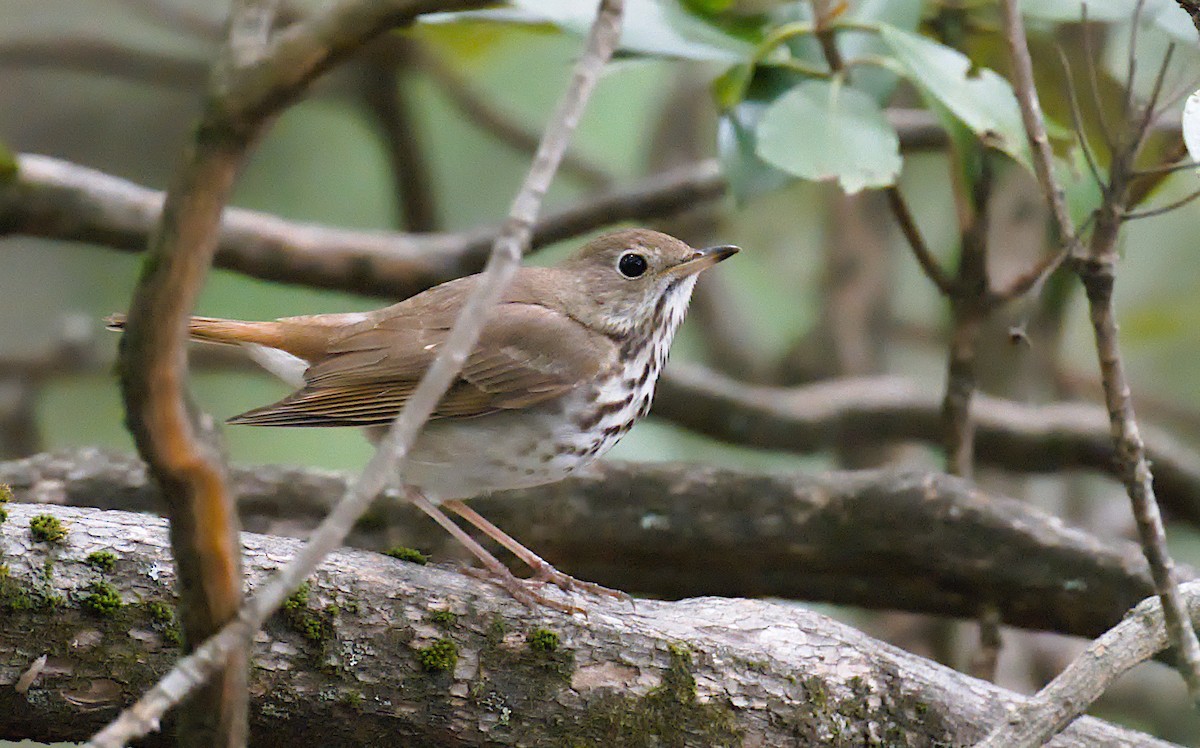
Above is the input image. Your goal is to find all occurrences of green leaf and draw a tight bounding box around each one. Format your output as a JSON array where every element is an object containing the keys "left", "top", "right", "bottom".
[
  {"left": 880, "top": 25, "right": 1030, "bottom": 168},
  {"left": 718, "top": 102, "right": 793, "bottom": 202},
  {"left": 425, "top": 0, "right": 755, "bottom": 62},
  {"left": 838, "top": 0, "right": 922, "bottom": 102},
  {"left": 754, "top": 80, "right": 901, "bottom": 193}
]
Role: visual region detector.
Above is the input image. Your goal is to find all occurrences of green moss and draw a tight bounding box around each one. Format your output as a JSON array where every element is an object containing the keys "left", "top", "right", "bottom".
[
  {"left": 284, "top": 582, "right": 311, "bottom": 610},
  {"left": 0, "top": 483, "right": 12, "bottom": 502},
  {"left": 417, "top": 638, "right": 458, "bottom": 672},
  {"left": 85, "top": 550, "right": 118, "bottom": 572},
  {"left": 81, "top": 580, "right": 123, "bottom": 616},
  {"left": 528, "top": 628, "right": 559, "bottom": 653},
  {"left": 146, "top": 600, "right": 174, "bottom": 623},
  {"left": 430, "top": 609, "right": 458, "bottom": 628},
  {"left": 571, "top": 643, "right": 739, "bottom": 747},
  {"left": 0, "top": 505, "right": 7, "bottom": 524},
  {"left": 279, "top": 581, "right": 338, "bottom": 644},
  {"left": 0, "top": 564, "right": 63, "bottom": 612},
  {"left": 384, "top": 546, "right": 428, "bottom": 565},
  {"left": 29, "top": 513, "right": 67, "bottom": 543}
]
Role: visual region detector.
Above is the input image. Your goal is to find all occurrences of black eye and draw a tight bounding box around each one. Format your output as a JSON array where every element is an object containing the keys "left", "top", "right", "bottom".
[{"left": 618, "top": 252, "right": 648, "bottom": 278}]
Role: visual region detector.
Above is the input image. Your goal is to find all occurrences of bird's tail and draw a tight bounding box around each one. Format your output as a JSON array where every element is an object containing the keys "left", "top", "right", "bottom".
[{"left": 104, "top": 313, "right": 288, "bottom": 348}]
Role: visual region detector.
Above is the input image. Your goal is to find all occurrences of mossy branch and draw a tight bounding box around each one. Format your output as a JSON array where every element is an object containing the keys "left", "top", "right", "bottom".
[{"left": 0, "top": 503, "right": 1178, "bottom": 748}]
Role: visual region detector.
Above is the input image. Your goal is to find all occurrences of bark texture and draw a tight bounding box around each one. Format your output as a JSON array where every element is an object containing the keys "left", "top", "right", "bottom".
[
  {"left": 2, "top": 449, "right": 1182, "bottom": 639},
  {"left": 0, "top": 502, "right": 1179, "bottom": 747}
]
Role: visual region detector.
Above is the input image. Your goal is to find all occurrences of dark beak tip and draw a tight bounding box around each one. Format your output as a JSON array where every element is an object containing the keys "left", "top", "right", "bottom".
[{"left": 706, "top": 244, "right": 740, "bottom": 262}]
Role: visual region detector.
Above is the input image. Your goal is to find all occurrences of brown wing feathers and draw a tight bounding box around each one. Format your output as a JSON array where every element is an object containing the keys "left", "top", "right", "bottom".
[
  {"left": 226, "top": 302, "right": 616, "bottom": 427},
  {"left": 110, "top": 277, "right": 617, "bottom": 428}
]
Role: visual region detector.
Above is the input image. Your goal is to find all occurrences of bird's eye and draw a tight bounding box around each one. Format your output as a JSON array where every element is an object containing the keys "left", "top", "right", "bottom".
[{"left": 617, "top": 252, "right": 648, "bottom": 278}]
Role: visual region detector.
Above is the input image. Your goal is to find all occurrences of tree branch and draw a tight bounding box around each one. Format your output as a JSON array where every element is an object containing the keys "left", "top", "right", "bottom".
[
  {"left": 1, "top": 153, "right": 725, "bottom": 299},
  {"left": 976, "top": 581, "right": 1200, "bottom": 748},
  {"left": 0, "top": 502, "right": 1181, "bottom": 748},
  {"left": 653, "top": 365, "right": 1200, "bottom": 525},
  {"left": 4, "top": 448, "right": 1189, "bottom": 641}
]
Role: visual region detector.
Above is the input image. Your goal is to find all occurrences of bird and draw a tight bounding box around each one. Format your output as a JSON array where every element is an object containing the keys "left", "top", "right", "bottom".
[{"left": 108, "top": 228, "right": 737, "bottom": 611}]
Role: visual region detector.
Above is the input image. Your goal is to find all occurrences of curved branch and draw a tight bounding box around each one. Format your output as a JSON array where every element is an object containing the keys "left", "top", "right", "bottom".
[
  {"left": 1, "top": 153, "right": 726, "bottom": 299},
  {"left": 0, "top": 503, "right": 1179, "bottom": 748},
  {"left": 652, "top": 365, "right": 1200, "bottom": 525},
  {"left": 2, "top": 449, "right": 1188, "bottom": 640}
]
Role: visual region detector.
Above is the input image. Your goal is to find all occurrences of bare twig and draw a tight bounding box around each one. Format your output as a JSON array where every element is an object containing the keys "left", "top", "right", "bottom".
[
  {"left": 1001, "top": 0, "right": 1200, "bottom": 702},
  {"left": 1123, "top": 184, "right": 1200, "bottom": 220},
  {"left": 1000, "top": 4, "right": 1076, "bottom": 244},
  {"left": 3, "top": 153, "right": 725, "bottom": 299},
  {"left": 84, "top": 1, "right": 624, "bottom": 745},
  {"left": 975, "top": 581, "right": 1200, "bottom": 748},
  {"left": 884, "top": 186, "right": 956, "bottom": 295}
]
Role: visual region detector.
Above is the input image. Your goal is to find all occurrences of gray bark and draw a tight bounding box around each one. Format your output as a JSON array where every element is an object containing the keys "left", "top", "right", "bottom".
[
  {"left": 3, "top": 449, "right": 1178, "bottom": 640},
  {"left": 0, "top": 502, "right": 1179, "bottom": 747}
]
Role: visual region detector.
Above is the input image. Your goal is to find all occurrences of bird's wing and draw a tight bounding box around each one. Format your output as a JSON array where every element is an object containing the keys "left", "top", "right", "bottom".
[{"left": 228, "top": 302, "right": 615, "bottom": 427}]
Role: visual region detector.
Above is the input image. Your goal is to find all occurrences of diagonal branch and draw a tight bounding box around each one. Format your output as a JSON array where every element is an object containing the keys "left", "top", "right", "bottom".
[
  {"left": 1, "top": 153, "right": 725, "bottom": 299},
  {"left": 975, "top": 581, "right": 1200, "bottom": 748},
  {"left": 84, "top": 1, "right": 625, "bottom": 745}
]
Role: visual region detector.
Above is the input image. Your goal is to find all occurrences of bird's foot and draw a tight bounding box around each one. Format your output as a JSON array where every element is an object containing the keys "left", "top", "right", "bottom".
[
  {"left": 529, "top": 561, "right": 630, "bottom": 603},
  {"left": 463, "top": 565, "right": 585, "bottom": 615}
]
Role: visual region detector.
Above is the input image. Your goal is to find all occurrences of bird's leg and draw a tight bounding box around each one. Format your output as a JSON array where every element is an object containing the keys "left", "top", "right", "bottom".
[
  {"left": 403, "top": 489, "right": 582, "bottom": 614},
  {"left": 442, "top": 500, "right": 628, "bottom": 601}
]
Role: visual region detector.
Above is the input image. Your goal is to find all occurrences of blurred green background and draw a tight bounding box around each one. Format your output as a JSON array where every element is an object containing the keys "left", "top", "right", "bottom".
[{"left": 6, "top": 0, "right": 1200, "bottom": 743}]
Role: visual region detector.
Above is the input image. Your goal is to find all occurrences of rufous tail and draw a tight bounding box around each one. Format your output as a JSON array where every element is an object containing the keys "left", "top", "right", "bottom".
[{"left": 105, "top": 313, "right": 289, "bottom": 349}]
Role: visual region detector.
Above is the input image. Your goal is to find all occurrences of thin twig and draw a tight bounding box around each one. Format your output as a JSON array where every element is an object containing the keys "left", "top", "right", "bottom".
[
  {"left": 1131, "top": 43, "right": 1177, "bottom": 160},
  {"left": 1056, "top": 46, "right": 1105, "bottom": 192},
  {"left": 1080, "top": 6, "right": 1116, "bottom": 153},
  {"left": 974, "top": 581, "right": 1200, "bottom": 748},
  {"left": 884, "top": 186, "right": 956, "bottom": 295},
  {"left": 83, "top": 1, "right": 625, "bottom": 744},
  {"left": 1124, "top": 185, "right": 1200, "bottom": 220},
  {"left": 1002, "top": 0, "right": 1200, "bottom": 704},
  {"left": 1002, "top": 4, "right": 1076, "bottom": 243}
]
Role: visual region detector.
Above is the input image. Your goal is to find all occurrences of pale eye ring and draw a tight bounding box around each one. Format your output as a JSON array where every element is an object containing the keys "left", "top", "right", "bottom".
[{"left": 617, "top": 252, "right": 648, "bottom": 278}]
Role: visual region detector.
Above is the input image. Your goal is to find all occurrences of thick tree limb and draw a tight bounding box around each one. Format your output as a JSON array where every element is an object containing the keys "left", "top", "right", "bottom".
[
  {"left": 653, "top": 365, "right": 1200, "bottom": 526},
  {"left": 4, "top": 449, "right": 1188, "bottom": 641},
  {"left": 0, "top": 503, "right": 1179, "bottom": 748},
  {"left": 0, "top": 153, "right": 726, "bottom": 299}
]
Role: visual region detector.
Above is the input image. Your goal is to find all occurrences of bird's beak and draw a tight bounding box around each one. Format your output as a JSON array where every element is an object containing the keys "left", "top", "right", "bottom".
[{"left": 665, "top": 244, "right": 739, "bottom": 278}]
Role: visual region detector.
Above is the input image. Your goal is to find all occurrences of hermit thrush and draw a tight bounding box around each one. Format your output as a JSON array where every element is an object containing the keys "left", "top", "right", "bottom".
[{"left": 108, "top": 228, "right": 737, "bottom": 611}]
